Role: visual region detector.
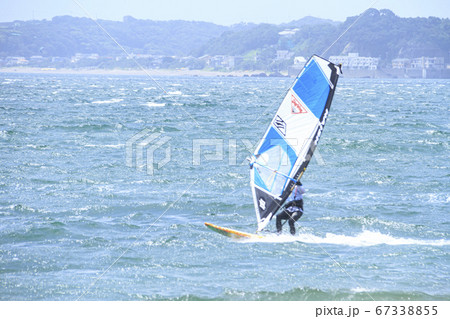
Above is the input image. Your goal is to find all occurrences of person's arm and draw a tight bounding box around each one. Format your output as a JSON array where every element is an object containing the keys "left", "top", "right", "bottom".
[{"left": 298, "top": 185, "right": 306, "bottom": 194}]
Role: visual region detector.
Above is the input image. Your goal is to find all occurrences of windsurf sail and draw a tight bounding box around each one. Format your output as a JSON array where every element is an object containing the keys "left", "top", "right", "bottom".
[{"left": 249, "top": 55, "right": 341, "bottom": 231}]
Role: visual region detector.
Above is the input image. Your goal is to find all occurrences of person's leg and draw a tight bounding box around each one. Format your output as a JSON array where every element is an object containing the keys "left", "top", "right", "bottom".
[
  {"left": 288, "top": 210, "right": 303, "bottom": 235},
  {"left": 289, "top": 200, "right": 304, "bottom": 235},
  {"left": 276, "top": 210, "right": 289, "bottom": 233},
  {"left": 288, "top": 217, "right": 296, "bottom": 235}
]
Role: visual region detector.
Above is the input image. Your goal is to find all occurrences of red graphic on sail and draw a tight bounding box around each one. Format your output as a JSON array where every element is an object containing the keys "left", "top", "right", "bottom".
[{"left": 291, "top": 94, "right": 307, "bottom": 114}]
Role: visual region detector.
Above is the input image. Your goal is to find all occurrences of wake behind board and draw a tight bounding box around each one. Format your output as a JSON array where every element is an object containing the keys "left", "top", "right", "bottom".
[{"left": 204, "top": 222, "right": 263, "bottom": 240}]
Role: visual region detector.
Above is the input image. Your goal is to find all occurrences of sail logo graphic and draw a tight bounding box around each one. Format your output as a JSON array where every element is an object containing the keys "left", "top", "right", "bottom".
[
  {"left": 258, "top": 198, "right": 266, "bottom": 211},
  {"left": 314, "top": 108, "right": 329, "bottom": 146},
  {"left": 291, "top": 94, "right": 307, "bottom": 114},
  {"left": 126, "top": 128, "right": 171, "bottom": 175},
  {"left": 273, "top": 115, "right": 287, "bottom": 136}
]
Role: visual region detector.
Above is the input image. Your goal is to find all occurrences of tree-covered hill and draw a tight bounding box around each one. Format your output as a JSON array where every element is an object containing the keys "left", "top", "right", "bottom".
[
  {"left": 197, "top": 9, "right": 449, "bottom": 65},
  {"left": 193, "top": 23, "right": 280, "bottom": 56},
  {"left": 327, "top": 9, "right": 450, "bottom": 64},
  {"left": 0, "top": 9, "right": 448, "bottom": 67},
  {"left": 0, "top": 15, "right": 228, "bottom": 57}
]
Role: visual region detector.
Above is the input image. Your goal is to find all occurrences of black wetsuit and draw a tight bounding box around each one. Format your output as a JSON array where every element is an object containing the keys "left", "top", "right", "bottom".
[{"left": 276, "top": 185, "right": 305, "bottom": 235}]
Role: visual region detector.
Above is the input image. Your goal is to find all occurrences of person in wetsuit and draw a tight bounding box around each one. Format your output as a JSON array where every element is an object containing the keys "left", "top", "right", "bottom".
[{"left": 276, "top": 181, "right": 305, "bottom": 235}]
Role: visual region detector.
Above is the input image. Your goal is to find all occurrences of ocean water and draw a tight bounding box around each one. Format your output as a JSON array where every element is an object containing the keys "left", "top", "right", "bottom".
[{"left": 0, "top": 73, "right": 448, "bottom": 301}]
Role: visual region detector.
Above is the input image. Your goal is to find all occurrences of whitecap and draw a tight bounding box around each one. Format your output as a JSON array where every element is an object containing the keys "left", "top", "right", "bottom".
[
  {"left": 84, "top": 144, "right": 124, "bottom": 149},
  {"left": 91, "top": 98, "right": 123, "bottom": 104},
  {"left": 144, "top": 102, "right": 166, "bottom": 107},
  {"left": 351, "top": 287, "right": 376, "bottom": 293},
  {"left": 246, "top": 230, "right": 450, "bottom": 247}
]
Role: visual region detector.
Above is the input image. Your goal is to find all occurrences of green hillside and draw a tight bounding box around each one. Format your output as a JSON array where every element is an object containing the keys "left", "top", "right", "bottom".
[
  {"left": 198, "top": 9, "right": 449, "bottom": 65},
  {"left": 0, "top": 15, "right": 227, "bottom": 57},
  {"left": 0, "top": 9, "right": 448, "bottom": 70}
]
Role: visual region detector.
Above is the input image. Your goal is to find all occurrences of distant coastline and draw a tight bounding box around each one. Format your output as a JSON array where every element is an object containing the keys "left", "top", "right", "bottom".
[
  {"left": 0, "top": 67, "right": 266, "bottom": 77},
  {"left": 2, "top": 66, "right": 449, "bottom": 79}
]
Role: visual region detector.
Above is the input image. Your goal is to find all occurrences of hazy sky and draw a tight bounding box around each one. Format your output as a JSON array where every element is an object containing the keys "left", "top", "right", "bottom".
[{"left": 1, "top": 0, "right": 449, "bottom": 24}]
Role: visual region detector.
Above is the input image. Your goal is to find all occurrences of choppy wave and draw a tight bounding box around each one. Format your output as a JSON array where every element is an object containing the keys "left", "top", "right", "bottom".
[
  {"left": 133, "top": 287, "right": 449, "bottom": 301},
  {"left": 144, "top": 102, "right": 166, "bottom": 107},
  {"left": 248, "top": 230, "right": 450, "bottom": 246},
  {"left": 84, "top": 144, "right": 124, "bottom": 149},
  {"left": 1, "top": 74, "right": 449, "bottom": 301},
  {"left": 318, "top": 216, "right": 417, "bottom": 230},
  {"left": 91, "top": 98, "right": 123, "bottom": 104},
  {"left": 167, "top": 90, "right": 182, "bottom": 95}
]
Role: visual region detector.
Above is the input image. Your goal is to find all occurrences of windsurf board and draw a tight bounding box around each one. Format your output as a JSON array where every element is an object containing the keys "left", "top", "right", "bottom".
[{"left": 204, "top": 222, "right": 264, "bottom": 240}]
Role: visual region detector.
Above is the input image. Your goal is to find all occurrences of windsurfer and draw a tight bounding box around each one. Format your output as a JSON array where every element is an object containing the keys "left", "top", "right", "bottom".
[{"left": 276, "top": 181, "right": 305, "bottom": 235}]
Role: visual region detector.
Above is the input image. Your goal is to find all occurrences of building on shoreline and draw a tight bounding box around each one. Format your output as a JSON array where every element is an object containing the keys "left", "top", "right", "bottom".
[
  {"left": 287, "top": 56, "right": 307, "bottom": 77},
  {"left": 392, "top": 56, "right": 447, "bottom": 78},
  {"left": 411, "top": 57, "right": 445, "bottom": 70},
  {"left": 329, "top": 53, "right": 379, "bottom": 70},
  {"left": 1, "top": 51, "right": 449, "bottom": 79}
]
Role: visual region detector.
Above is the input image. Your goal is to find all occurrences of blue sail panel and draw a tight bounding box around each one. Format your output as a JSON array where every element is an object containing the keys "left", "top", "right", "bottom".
[
  {"left": 257, "top": 127, "right": 297, "bottom": 165},
  {"left": 253, "top": 127, "right": 296, "bottom": 197},
  {"left": 292, "top": 59, "right": 331, "bottom": 119},
  {"left": 253, "top": 168, "right": 267, "bottom": 191}
]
